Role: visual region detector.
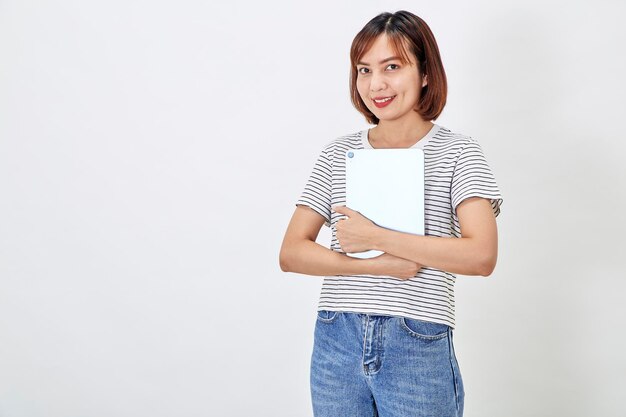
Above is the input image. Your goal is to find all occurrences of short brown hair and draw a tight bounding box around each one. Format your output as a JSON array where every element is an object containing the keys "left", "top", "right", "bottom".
[{"left": 349, "top": 10, "right": 447, "bottom": 124}]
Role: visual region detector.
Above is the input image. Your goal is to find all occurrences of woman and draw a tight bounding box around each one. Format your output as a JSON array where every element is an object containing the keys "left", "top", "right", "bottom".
[{"left": 279, "top": 10, "right": 503, "bottom": 417}]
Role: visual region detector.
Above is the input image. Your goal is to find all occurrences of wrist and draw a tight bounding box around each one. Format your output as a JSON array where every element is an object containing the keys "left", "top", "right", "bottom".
[{"left": 369, "top": 225, "right": 385, "bottom": 251}]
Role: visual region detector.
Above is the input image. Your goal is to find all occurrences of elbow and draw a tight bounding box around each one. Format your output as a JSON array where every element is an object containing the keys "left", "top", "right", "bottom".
[
  {"left": 280, "top": 238, "right": 311, "bottom": 273},
  {"left": 279, "top": 251, "right": 290, "bottom": 272},
  {"left": 279, "top": 246, "right": 293, "bottom": 272},
  {"left": 479, "top": 265, "right": 495, "bottom": 277},
  {"left": 478, "top": 254, "right": 497, "bottom": 277}
]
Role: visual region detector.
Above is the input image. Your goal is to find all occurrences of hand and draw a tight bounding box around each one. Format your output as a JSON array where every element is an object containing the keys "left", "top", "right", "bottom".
[
  {"left": 332, "top": 205, "right": 378, "bottom": 253},
  {"left": 370, "top": 252, "right": 422, "bottom": 280}
]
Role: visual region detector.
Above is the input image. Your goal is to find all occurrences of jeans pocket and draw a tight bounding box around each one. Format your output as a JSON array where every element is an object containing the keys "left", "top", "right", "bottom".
[
  {"left": 316, "top": 310, "right": 339, "bottom": 323},
  {"left": 399, "top": 317, "right": 449, "bottom": 340}
]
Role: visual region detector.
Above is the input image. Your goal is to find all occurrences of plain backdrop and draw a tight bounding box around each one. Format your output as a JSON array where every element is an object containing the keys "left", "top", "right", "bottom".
[{"left": 1, "top": 0, "right": 625, "bottom": 416}]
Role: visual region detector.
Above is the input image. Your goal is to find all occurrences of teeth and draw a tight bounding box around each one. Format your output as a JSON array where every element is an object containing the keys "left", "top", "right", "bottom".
[{"left": 374, "top": 96, "right": 394, "bottom": 103}]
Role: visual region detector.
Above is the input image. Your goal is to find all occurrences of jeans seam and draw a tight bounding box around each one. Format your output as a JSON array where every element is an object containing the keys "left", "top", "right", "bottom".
[
  {"left": 361, "top": 316, "right": 369, "bottom": 376},
  {"left": 448, "top": 328, "right": 460, "bottom": 414}
]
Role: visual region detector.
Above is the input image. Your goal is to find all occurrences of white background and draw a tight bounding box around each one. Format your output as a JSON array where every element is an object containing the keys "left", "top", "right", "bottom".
[{"left": 1, "top": 1, "right": 625, "bottom": 416}]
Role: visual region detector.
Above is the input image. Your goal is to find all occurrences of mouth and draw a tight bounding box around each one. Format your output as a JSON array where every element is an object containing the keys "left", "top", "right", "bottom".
[{"left": 372, "top": 95, "right": 396, "bottom": 108}]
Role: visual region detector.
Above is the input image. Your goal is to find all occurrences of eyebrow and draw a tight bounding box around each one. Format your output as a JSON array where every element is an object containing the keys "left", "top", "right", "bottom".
[{"left": 357, "top": 56, "right": 402, "bottom": 66}]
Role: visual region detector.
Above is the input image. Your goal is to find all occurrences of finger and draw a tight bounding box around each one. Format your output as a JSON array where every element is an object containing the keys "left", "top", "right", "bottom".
[{"left": 332, "top": 205, "right": 357, "bottom": 216}]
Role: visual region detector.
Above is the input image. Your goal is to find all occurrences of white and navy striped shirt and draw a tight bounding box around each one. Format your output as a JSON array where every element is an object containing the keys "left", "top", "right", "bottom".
[{"left": 296, "top": 123, "right": 503, "bottom": 328}]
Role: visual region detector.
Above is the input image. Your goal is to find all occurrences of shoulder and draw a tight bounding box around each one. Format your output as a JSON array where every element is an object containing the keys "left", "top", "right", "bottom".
[
  {"left": 432, "top": 125, "right": 476, "bottom": 145},
  {"left": 317, "top": 130, "right": 364, "bottom": 158},
  {"left": 325, "top": 130, "right": 362, "bottom": 149},
  {"left": 429, "top": 125, "right": 484, "bottom": 156}
]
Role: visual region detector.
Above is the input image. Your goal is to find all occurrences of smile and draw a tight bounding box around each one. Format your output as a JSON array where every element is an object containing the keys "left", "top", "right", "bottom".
[{"left": 372, "top": 95, "right": 396, "bottom": 108}]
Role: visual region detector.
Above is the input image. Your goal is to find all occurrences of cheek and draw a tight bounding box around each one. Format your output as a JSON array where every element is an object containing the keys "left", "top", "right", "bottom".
[
  {"left": 405, "top": 75, "right": 422, "bottom": 98},
  {"left": 356, "top": 79, "right": 369, "bottom": 100},
  {"left": 393, "top": 80, "right": 419, "bottom": 104}
]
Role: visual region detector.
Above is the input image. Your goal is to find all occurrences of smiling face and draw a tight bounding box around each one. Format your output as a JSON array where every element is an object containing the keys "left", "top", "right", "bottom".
[{"left": 355, "top": 33, "right": 427, "bottom": 124}]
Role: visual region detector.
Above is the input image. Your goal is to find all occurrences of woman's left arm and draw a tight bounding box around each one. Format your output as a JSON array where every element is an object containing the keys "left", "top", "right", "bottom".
[
  {"left": 335, "top": 196, "right": 498, "bottom": 276},
  {"left": 375, "top": 197, "right": 498, "bottom": 276}
]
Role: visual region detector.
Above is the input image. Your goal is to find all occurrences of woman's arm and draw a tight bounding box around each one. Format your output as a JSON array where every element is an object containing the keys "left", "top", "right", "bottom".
[
  {"left": 279, "top": 206, "right": 419, "bottom": 278},
  {"left": 279, "top": 206, "right": 371, "bottom": 276},
  {"left": 369, "top": 197, "right": 498, "bottom": 276}
]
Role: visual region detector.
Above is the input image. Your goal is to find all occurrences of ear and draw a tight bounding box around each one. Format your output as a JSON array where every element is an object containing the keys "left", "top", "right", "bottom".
[{"left": 422, "top": 74, "right": 428, "bottom": 87}]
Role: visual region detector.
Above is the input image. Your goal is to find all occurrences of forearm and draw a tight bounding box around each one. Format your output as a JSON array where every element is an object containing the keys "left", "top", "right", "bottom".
[
  {"left": 371, "top": 228, "right": 494, "bottom": 276},
  {"left": 280, "top": 239, "right": 378, "bottom": 276}
]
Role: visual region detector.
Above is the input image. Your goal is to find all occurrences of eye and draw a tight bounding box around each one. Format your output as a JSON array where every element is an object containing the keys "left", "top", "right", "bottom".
[
  {"left": 386, "top": 64, "right": 400, "bottom": 70},
  {"left": 357, "top": 67, "right": 369, "bottom": 74}
]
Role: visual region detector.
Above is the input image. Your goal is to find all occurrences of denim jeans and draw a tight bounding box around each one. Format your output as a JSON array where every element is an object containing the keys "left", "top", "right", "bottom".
[{"left": 310, "top": 311, "right": 464, "bottom": 417}]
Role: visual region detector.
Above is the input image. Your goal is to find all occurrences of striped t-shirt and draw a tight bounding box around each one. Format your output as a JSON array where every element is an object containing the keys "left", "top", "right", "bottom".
[{"left": 295, "top": 123, "right": 503, "bottom": 328}]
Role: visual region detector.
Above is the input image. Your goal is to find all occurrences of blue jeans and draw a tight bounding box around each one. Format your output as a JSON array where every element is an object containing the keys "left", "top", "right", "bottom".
[{"left": 310, "top": 311, "right": 464, "bottom": 417}]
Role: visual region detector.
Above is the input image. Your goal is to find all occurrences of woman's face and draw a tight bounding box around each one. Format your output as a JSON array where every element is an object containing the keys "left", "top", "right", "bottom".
[{"left": 356, "top": 33, "right": 427, "bottom": 123}]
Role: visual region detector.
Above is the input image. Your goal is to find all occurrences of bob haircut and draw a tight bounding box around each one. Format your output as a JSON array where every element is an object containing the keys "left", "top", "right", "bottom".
[{"left": 349, "top": 10, "right": 447, "bottom": 124}]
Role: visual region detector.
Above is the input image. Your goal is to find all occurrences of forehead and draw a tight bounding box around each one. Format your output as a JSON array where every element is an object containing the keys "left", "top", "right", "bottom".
[{"left": 359, "top": 33, "right": 413, "bottom": 64}]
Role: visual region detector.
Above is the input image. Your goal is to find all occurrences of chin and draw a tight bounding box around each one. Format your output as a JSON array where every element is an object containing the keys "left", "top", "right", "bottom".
[{"left": 376, "top": 112, "right": 401, "bottom": 122}]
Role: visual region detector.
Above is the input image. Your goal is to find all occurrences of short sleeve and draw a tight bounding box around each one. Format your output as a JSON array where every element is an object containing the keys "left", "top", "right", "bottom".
[
  {"left": 295, "top": 147, "right": 332, "bottom": 227},
  {"left": 451, "top": 139, "right": 503, "bottom": 217}
]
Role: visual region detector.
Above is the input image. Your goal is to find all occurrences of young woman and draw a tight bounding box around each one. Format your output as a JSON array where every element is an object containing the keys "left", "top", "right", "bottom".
[{"left": 279, "top": 10, "right": 503, "bottom": 417}]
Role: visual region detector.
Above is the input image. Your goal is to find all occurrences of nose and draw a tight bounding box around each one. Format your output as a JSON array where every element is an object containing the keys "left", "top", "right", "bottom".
[{"left": 369, "top": 71, "right": 387, "bottom": 93}]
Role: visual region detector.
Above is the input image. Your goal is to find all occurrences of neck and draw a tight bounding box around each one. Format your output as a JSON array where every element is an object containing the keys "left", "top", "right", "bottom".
[{"left": 370, "top": 116, "right": 434, "bottom": 148}]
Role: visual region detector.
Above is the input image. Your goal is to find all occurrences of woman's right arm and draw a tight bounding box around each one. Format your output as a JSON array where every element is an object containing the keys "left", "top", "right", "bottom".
[{"left": 279, "top": 206, "right": 420, "bottom": 279}]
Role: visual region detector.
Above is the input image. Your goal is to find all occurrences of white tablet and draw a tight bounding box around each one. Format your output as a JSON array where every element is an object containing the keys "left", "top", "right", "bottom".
[{"left": 344, "top": 148, "right": 425, "bottom": 259}]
